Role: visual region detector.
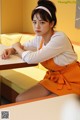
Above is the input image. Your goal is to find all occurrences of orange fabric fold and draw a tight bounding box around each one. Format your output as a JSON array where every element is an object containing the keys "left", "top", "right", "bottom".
[{"left": 44, "top": 71, "right": 71, "bottom": 90}]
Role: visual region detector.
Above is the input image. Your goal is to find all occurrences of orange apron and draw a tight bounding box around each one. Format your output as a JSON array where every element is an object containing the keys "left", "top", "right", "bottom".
[{"left": 39, "top": 39, "right": 80, "bottom": 95}]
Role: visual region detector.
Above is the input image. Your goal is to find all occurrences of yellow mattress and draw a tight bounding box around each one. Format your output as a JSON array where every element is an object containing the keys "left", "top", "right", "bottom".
[
  {"left": 0, "top": 67, "right": 46, "bottom": 93},
  {"left": 73, "top": 44, "right": 80, "bottom": 61}
]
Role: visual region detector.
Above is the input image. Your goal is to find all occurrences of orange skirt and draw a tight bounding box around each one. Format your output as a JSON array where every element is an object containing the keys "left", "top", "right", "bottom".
[{"left": 39, "top": 62, "right": 80, "bottom": 95}]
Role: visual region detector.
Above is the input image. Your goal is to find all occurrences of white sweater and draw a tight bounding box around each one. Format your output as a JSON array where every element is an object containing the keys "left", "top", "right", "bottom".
[{"left": 22, "top": 31, "right": 77, "bottom": 66}]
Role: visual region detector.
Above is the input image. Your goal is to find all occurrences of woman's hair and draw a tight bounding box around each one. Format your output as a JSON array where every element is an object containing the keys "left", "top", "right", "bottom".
[{"left": 31, "top": 0, "right": 57, "bottom": 27}]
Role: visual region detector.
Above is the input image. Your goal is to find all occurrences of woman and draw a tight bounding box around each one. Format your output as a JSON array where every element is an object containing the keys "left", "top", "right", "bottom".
[{"left": 1, "top": 0, "right": 80, "bottom": 102}]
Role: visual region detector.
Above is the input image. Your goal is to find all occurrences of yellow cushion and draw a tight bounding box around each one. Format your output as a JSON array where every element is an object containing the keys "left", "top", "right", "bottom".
[
  {"left": 0, "top": 33, "right": 35, "bottom": 46},
  {"left": 38, "top": 63, "right": 47, "bottom": 71},
  {"left": 1, "top": 34, "right": 22, "bottom": 46},
  {"left": 20, "top": 34, "right": 35, "bottom": 44},
  {"left": 73, "top": 44, "right": 80, "bottom": 61},
  {"left": 0, "top": 67, "right": 46, "bottom": 93}
]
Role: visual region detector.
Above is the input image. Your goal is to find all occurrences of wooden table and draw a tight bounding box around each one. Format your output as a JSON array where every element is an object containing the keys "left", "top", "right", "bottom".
[{"left": 0, "top": 44, "right": 37, "bottom": 70}]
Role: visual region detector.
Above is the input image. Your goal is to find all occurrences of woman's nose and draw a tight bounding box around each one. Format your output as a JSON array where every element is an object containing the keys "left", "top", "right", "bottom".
[{"left": 36, "top": 23, "right": 40, "bottom": 29}]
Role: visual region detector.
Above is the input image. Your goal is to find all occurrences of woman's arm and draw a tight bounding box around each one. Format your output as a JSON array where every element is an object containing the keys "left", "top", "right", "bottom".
[
  {"left": 12, "top": 42, "right": 25, "bottom": 57},
  {"left": 12, "top": 36, "right": 41, "bottom": 58}
]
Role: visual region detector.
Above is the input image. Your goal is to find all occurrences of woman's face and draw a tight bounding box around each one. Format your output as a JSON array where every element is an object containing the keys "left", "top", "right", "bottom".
[{"left": 32, "top": 14, "right": 54, "bottom": 36}]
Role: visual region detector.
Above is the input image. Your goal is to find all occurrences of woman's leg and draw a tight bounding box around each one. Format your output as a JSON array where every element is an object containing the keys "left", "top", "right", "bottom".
[{"left": 16, "top": 83, "right": 57, "bottom": 102}]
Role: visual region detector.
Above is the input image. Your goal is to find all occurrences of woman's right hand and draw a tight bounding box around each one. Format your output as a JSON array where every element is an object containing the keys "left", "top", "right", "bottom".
[{"left": 1, "top": 48, "right": 16, "bottom": 59}]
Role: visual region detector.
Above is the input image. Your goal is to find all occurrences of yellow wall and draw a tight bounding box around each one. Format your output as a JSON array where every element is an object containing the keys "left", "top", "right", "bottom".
[
  {"left": 1, "top": 0, "right": 80, "bottom": 43},
  {"left": 1, "top": 0, "right": 23, "bottom": 33},
  {"left": 54, "top": 0, "right": 80, "bottom": 43},
  {"left": 23, "top": 0, "right": 37, "bottom": 33},
  {"left": 0, "top": 0, "right": 1, "bottom": 33}
]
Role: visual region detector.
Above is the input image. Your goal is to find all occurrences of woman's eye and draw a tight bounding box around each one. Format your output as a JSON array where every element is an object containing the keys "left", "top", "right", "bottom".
[
  {"left": 40, "top": 21, "right": 45, "bottom": 24},
  {"left": 33, "top": 21, "right": 36, "bottom": 24}
]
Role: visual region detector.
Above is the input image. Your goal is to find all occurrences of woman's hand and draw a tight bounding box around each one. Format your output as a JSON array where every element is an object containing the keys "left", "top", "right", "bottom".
[{"left": 1, "top": 48, "right": 16, "bottom": 59}]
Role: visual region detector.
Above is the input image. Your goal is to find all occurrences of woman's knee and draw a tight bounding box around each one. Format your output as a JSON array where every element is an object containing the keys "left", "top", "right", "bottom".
[
  {"left": 15, "top": 93, "right": 28, "bottom": 102},
  {"left": 15, "top": 94, "right": 24, "bottom": 102}
]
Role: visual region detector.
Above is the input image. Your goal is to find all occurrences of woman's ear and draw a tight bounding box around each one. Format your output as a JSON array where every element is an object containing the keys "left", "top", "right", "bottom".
[{"left": 50, "top": 21, "right": 54, "bottom": 28}]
